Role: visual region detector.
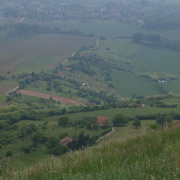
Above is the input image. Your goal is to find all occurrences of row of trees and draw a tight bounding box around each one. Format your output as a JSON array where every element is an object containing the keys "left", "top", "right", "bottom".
[{"left": 132, "top": 32, "right": 180, "bottom": 51}]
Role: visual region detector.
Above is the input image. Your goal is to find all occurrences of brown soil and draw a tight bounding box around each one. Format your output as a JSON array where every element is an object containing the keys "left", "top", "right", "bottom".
[{"left": 18, "top": 90, "right": 84, "bottom": 105}]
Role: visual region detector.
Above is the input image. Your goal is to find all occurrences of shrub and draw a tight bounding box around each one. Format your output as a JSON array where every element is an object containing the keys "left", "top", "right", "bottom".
[
  {"left": 112, "top": 113, "right": 128, "bottom": 126},
  {"left": 6, "top": 150, "right": 12, "bottom": 157},
  {"left": 132, "top": 119, "right": 141, "bottom": 129}
]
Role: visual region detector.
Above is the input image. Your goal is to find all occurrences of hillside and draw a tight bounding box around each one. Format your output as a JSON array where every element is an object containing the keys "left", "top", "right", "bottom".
[
  {"left": 1, "top": 0, "right": 180, "bottom": 179},
  {"left": 2, "top": 125, "right": 180, "bottom": 180}
]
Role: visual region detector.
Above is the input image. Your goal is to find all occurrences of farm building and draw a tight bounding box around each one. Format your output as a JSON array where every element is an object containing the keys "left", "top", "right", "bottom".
[
  {"left": 60, "top": 137, "right": 72, "bottom": 146},
  {"left": 65, "top": 67, "right": 71, "bottom": 71},
  {"left": 96, "top": 116, "right": 110, "bottom": 127},
  {"left": 57, "top": 72, "right": 65, "bottom": 78}
]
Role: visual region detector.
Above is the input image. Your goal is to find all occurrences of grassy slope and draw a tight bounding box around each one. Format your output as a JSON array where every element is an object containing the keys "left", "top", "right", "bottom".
[{"left": 6, "top": 126, "right": 180, "bottom": 180}]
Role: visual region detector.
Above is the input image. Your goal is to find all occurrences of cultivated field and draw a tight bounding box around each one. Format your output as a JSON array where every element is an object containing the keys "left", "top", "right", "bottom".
[
  {"left": 0, "top": 34, "right": 96, "bottom": 74},
  {"left": 54, "top": 20, "right": 142, "bottom": 38},
  {"left": 18, "top": 90, "right": 84, "bottom": 105},
  {"left": 0, "top": 83, "right": 18, "bottom": 103},
  {"left": 90, "top": 39, "right": 180, "bottom": 97}
]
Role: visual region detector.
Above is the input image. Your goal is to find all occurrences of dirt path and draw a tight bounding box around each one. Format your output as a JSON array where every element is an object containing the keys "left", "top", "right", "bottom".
[
  {"left": 18, "top": 90, "right": 84, "bottom": 105},
  {"left": 96, "top": 127, "right": 115, "bottom": 143},
  {"left": 96, "top": 39, "right": 99, "bottom": 47},
  {"left": 62, "top": 51, "right": 76, "bottom": 64}
]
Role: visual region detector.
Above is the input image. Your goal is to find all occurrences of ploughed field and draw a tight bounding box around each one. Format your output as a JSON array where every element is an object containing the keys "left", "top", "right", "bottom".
[
  {"left": 0, "top": 34, "right": 96, "bottom": 74},
  {"left": 18, "top": 90, "right": 84, "bottom": 105}
]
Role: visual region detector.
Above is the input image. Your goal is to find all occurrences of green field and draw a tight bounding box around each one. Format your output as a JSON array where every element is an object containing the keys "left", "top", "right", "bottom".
[
  {"left": 87, "top": 39, "right": 180, "bottom": 97},
  {"left": 54, "top": 20, "right": 142, "bottom": 38}
]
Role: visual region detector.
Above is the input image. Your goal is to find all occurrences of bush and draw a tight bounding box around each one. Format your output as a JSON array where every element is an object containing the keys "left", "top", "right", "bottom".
[
  {"left": 112, "top": 113, "right": 128, "bottom": 126},
  {"left": 58, "top": 117, "right": 69, "bottom": 127},
  {"left": 132, "top": 119, "right": 141, "bottom": 129},
  {"left": 22, "top": 145, "right": 32, "bottom": 154},
  {"left": 6, "top": 150, "right": 12, "bottom": 157}
]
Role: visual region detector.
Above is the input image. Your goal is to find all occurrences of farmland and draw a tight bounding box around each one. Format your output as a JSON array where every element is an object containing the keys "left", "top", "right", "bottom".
[
  {"left": 18, "top": 90, "right": 84, "bottom": 105},
  {"left": 0, "top": 82, "right": 18, "bottom": 103},
  {"left": 77, "top": 38, "right": 180, "bottom": 97},
  {"left": 1, "top": 0, "right": 180, "bottom": 178},
  {"left": 0, "top": 34, "right": 96, "bottom": 74}
]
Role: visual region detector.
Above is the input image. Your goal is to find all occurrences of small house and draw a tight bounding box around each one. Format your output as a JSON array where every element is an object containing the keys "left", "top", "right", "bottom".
[
  {"left": 57, "top": 72, "right": 65, "bottom": 78},
  {"left": 60, "top": 137, "right": 72, "bottom": 146},
  {"left": 96, "top": 116, "right": 110, "bottom": 127},
  {"left": 65, "top": 67, "right": 71, "bottom": 71}
]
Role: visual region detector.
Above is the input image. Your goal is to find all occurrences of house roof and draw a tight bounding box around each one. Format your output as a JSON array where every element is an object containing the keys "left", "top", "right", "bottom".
[
  {"left": 60, "top": 137, "right": 72, "bottom": 146},
  {"left": 57, "top": 72, "right": 64, "bottom": 76},
  {"left": 65, "top": 67, "right": 71, "bottom": 71},
  {"left": 96, "top": 116, "right": 110, "bottom": 126}
]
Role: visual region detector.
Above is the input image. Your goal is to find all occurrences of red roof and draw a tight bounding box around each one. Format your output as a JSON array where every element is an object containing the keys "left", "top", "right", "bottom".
[
  {"left": 65, "top": 68, "right": 71, "bottom": 71},
  {"left": 60, "top": 137, "right": 72, "bottom": 146},
  {"left": 96, "top": 116, "right": 110, "bottom": 127},
  {"left": 57, "top": 72, "right": 64, "bottom": 76}
]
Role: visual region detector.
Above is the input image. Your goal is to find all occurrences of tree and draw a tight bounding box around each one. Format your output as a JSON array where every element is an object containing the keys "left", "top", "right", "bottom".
[
  {"left": 132, "top": 119, "right": 141, "bottom": 129},
  {"left": 6, "top": 150, "right": 12, "bottom": 157},
  {"left": 46, "top": 136, "right": 68, "bottom": 156},
  {"left": 6, "top": 96, "right": 12, "bottom": 102},
  {"left": 156, "top": 114, "right": 165, "bottom": 127},
  {"left": 22, "top": 145, "right": 32, "bottom": 154},
  {"left": 68, "top": 132, "right": 95, "bottom": 150},
  {"left": 58, "top": 117, "right": 69, "bottom": 127},
  {"left": 51, "top": 145, "right": 69, "bottom": 156},
  {"left": 112, "top": 113, "right": 128, "bottom": 126},
  {"left": 165, "top": 115, "right": 173, "bottom": 123},
  {"left": 31, "top": 131, "right": 47, "bottom": 146},
  {"left": 46, "top": 136, "right": 59, "bottom": 150}
]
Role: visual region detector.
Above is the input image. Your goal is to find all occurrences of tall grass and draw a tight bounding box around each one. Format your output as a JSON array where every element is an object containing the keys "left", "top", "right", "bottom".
[{"left": 3, "top": 126, "right": 180, "bottom": 180}]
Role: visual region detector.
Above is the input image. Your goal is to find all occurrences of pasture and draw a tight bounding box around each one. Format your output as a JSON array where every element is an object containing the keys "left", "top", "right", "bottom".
[
  {"left": 0, "top": 34, "right": 96, "bottom": 74},
  {"left": 92, "top": 39, "right": 180, "bottom": 97}
]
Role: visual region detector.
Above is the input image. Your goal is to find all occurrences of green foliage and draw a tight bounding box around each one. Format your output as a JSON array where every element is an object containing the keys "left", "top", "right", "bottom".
[
  {"left": 150, "top": 123, "right": 159, "bottom": 130},
  {"left": 132, "top": 119, "right": 141, "bottom": 129},
  {"left": 112, "top": 113, "right": 128, "bottom": 126},
  {"left": 58, "top": 117, "right": 69, "bottom": 127},
  {"left": 18, "top": 124, "right": 37, "bottom": 138},
  {"left": 51, "top": 145, "right": 69, "bottom": 156},
  {"left": 6, "top": 150, "right": 12, "bottom": 157},
  {"left": 46, "top": 136, "right": 68, "bottom": 156},
  {"left": 68, "top": 131, "right": 95, "bottom": 150},
  {"left": 59, "top": 133, "right": 68, "bottom": 139},
  {"left": 165, "top": 115, "right": 173, "bottom": 123},
  {"left": 22, "top": 145, "right": 32, "bottom": 154},
  {"left": 31, "top": 131, "right": 47, "bottom": 146},
  {"left": 156, "top": 114, "right": 165, "bottom": 126}
]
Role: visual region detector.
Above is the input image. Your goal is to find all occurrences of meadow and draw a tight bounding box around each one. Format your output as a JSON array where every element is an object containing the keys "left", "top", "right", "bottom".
[{"left": 88, "top": 39, "right": 180, "bottom": 97}]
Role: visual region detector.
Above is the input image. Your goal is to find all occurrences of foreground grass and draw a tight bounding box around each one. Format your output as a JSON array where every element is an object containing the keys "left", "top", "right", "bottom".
[{"left": 3, "top": 126, "right": 180, "bottom": 180}]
